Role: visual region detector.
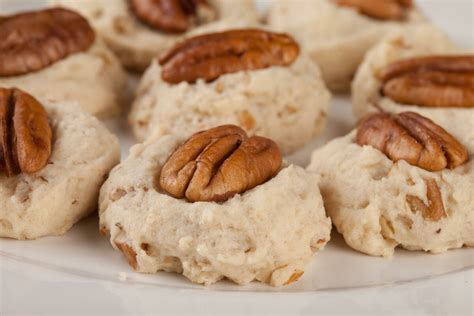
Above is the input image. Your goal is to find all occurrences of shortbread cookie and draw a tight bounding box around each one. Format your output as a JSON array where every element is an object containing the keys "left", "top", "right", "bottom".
[
  {"left": 52, "top": 0, "right": 260, "bottom": 71},
  {"left": 99, "top": 125, "right": 331, "bottom": 286},
  {"left": 0, "top": 88, "right": 120, "bottom": 240},
  {"left": 0, "top": 8, "right": 127, "bottom": 117},
  {"left": 352, "top": 24, "right": 473, "bottom": 139},
  {"left": 308, "top": 112, "right": 473, "bottom": 257},
  {"left": 267, "top": 0, "right": 427, "bottom": 91},
  {"left": 129, "top": 28, "right": 331, "bottom": 155}
]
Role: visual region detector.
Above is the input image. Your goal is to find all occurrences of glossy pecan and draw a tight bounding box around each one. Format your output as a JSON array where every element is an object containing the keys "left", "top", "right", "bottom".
[
  {"left": 0, "top": 8, "right": 95, "bottom": 77},
  {"left": 356, "top": 111, "right": 468, "bottom": 171},
  {"left": 129, "top": 0, "right": 216, "bottom": 33},
  {"left": 159, "top": 125, "right": 282, "bottom": 202},
  {"left": 379, "top": 55, "right": 474, "bottom": 108},
  {"left": 159, "top": 29, "right": 300, "bottom": 84},
  {"left": 406, "top": 179, "right": 446, "bottom": 221},
  {"left": 332, "top": 0, "right": 412, "bottom": 20},
  {"left": 0, "top": 88, "right": 52, "bottom": 177}
]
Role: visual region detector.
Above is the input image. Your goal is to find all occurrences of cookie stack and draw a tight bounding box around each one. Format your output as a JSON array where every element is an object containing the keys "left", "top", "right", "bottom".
[{"left": 0, "top": 0, "right": 472, "bottom": 287}]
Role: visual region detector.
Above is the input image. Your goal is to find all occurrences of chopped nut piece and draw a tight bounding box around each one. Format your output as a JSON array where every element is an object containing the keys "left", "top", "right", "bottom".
[
  {"left": 0, "top": 8, "right": 95, "bottom": 77},
  {"left": 406, "top": 179, "right": 446, "bottom": 221},
  {"left": 159, "top": 125, "right": 282, "bottom": 202},
  {"left": 284, "top": 270, "right": 304, "bottom": 285},
  {"left": 0, "top": 88, "right": 52, "bottom": 177},
  {"left": 159, "top": 29, "right": 300, "bottom": 84},
  {"left": 356, "top": 112, "right": 468, "bottom": 171},
  {"left": 116, "top": 243, "right": 138, "bottom": 270}
]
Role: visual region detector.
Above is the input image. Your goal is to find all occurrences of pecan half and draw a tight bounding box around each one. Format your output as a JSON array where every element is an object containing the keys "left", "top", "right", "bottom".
[
  {"left": 332, "top": 0, "right": 412, "bottom": 20},
  {"left": 379, "top": 55, "right": 474, "bottom": 108},
  {"left": 159, "top": 29, "right": 300, "bottom": 84},
  {"left": 129, "top": 0, "right": 216, "bottom": 33},
  {"left": 356, "top": 111, "right": 468, "bottom": 171},
  {"left": 159, "top": 125, "right": 282, "bottom": 202},
  {"left": 0, "top": 8, "right": 95, "bottom": 77},
  {"left": 406, "top": 179, "right": 446, "bottom": 221},
  {"left": 0, "top": 88, "right": 52, "bottom": 177}
]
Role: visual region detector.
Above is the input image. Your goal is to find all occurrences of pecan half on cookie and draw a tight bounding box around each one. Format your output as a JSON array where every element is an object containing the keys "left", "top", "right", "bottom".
[
  {"left": 379, "top": 55, "right": 474, "bottom": 108},
  {"left": 0, "top": 8, "right": 95, "bottom": 77},
  {"left": 159, "top": 125, "right": 282, "bottom": 202},
  {"left": 0, "top": 88, "right": 52, "bottom": 177},
  {"left": 332, "top": 0, "right": 413, "bottom": 20},
  {"left": 129, "top": 0, "right": 216, "bottom": 33},
  {"left": 159, "top": 29, "right": 300, "bottom": 84},
  {"left": 356, "top": 111, "right": 468, "bottom": 171}
]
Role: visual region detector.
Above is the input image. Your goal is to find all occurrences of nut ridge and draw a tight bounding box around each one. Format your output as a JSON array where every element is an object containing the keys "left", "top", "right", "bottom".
[
  {"left": 0, "top": 88, "right": 52, "bottom": 177},
  {"left": 332, "top": 0, "right": 412, "bottom": 20},
  {"left": 356, "top": 111, "right": 468, "bottom": 171},
  {"left": 379, "top": 55, "right": 474, "bottom": 108},
  {"left": 129, "top": 0, "right": 216, "bottom": 33},
  {"left": 0, "top": 8, "right": 95, "bottom": 77},
  {"left": 159, "top": 125, "right": 282, "bottom": 202},
  {"left": 159, "top": 29, "right": 300, "bottom": 84}
]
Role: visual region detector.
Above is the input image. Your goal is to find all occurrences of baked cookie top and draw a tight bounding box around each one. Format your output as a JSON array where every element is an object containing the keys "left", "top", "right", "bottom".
[
  {"left": 308, "top": 111, "right": 473, "bottom": 257},
  {"left": 0, "top": 88, "right": 120, "bottom": 239},
  {"left": 99, "top": 126, "right": 331, "bottom": 286}
]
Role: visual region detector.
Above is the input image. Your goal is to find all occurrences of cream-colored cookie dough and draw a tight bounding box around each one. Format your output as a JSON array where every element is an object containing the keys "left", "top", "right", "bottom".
[
  {"left": 352, "top": 24, "right": 473, "bottom": 138},
  {"left": 129, "top": 48, "right": 331, "bottom": 155},
  {"left": 267, "top": 0, "right": 427, "bottom": 92},
  {"left": 51, "top": 0, "right": 260, "bottom": 71},
  {"left": 0, "top": 40, "right": 127, "bottom": 118},
  {"left": 99, "top": 134, "right": 331, "bottom": 286},
  {"left": 307, "top": 129, "right": 474, "bottom": 257},
  {"left": 0, "top": 101, "right": 120, "bottom": 240}
]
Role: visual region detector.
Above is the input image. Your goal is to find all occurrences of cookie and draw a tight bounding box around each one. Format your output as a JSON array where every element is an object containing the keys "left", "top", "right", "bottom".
[
  {"left": 99, "top": 126, "right": 331, "bottom": 286},
  {"left": 51, "top": 0, "right": 260, "bottom": 71},
  {"left": 352, "top": 24, "right": 473, "bottom": 142},
  {"left": 0, "top": 88, "right": 120, "bottom": 240},
  {"left": 129, "top": 28, "right": 331, "bottom": 155},
  {"left": 0, "top": 8, "right": 127, "bottom": 117},
  {"left": 267, "top": 0, "right": 426, "bottom": 92},
  {"left": 307, "top": 112, "right": 473, "bottom": 257}
]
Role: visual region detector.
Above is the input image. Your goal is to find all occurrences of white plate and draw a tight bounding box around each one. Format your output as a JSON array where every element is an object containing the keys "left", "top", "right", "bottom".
[{"left": 1, "top": 0, "right": 473, "bottom": 314}]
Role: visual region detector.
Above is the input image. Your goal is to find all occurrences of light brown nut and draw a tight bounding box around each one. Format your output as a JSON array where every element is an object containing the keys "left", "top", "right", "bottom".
[
  {"left": 379, "top": 55, "right": 474, "bottom": 108},
  {"left": 159, "top": 29, "right": 300, "bottom": 84},
  {"left": 116, "top": 243, "right": 138, "bottom": 270},
  {"left": 406, "top": 179, "right": 446, "bottom": 221},
  {"left": 332, "top": 0, "right": 410, "bottom": 20},
  {"left": 382, "top": 72, "right": 474, "bottom": 108},
  {"left": 283, "top": 270, "right": 304, "bottom": 286},
  {"left": 378, "top": 55, "right": 474, "bottom": 82},
  {"left": 0, "top": 88, "right": 52, "bottom": 177},
  {"left": 159, "top": 125, "right": 282, "bottom": 202},
  {"left": 0, "top": 8, "right": 95, "bottom": 77},
  {"left": 129, "top": 0, "right": 216, "bottom": 33},
  {"left": 356, "top": 111, "right": 468, "bottom": 171}
]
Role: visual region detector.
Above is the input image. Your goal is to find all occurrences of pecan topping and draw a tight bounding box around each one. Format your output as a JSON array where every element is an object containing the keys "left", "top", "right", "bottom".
[
  {"left": 129, "top": 0, "right": 216, "bottom": 33},
  {"left": 159, "top": 125, "right": 282, "bottom": 202},
  {"left": 0, "top": 8, "right": 95, "bottom": 77},
  {"left": 159, "top": 29, "right": 300, "bottom": 84},
  {"left": 379, "top": 55, "right": 474, "bottom": 108},
  {"left": 406, "top": 179, "right": 446, "bottom": 221},
  {"left": 0, "top": 88, "right": 52, "bottom": 177},
  {"left": 356, "top": 112, "right": 468, "bottom": 171},
  {"left": 333, "top": 0, "right": 412, "bottom": 20}
]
